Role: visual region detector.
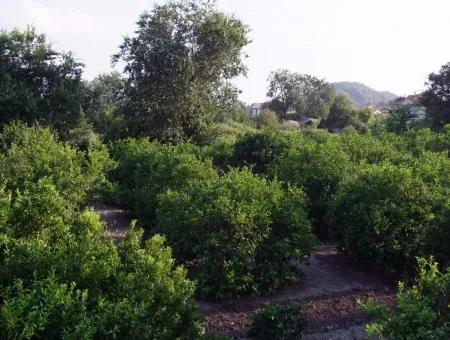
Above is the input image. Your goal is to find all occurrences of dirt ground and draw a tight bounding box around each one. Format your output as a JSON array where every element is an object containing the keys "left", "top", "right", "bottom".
[
  {"left": 96, "top": 204, "right": 131, "bottom": 240},
  {"left": 98, "top": 205, "right": 396, "bottom": 339}
]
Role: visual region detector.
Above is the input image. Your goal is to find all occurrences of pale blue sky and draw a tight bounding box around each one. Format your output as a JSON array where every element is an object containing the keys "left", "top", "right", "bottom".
[{"left": 1, "top": 0, "right": 450, "bottom": 103}]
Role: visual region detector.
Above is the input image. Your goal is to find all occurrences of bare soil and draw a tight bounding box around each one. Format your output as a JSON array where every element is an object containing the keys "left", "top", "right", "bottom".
[
  {"left": 97, "top": 206, "right": 396, "bottom": 339},
  {"left": 200, "top": 245, "right": 396, "bottom": 339},
  {"left": 96, "top": 204, "right": 132, "bottom": 241}
]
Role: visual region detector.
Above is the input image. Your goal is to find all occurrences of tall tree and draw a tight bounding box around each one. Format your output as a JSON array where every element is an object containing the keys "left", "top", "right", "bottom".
[
  {"left": 386, "top": 106, "right": 416, "bottom": 133},
  {"left": 0, "top": 27, "right": 84, "bottom": 135},
  {"left": 113, "top": 0, "right": 249, "bottom": 141},
  {"left": 320, "top": 94, "right": 355, "bottom": 129},
  {"left": 82, "top": 71, "right": 128, "bottom": 140},
  {"left": 420, "top": 62, "right": 450, "bottom": 129},
  {"left": 267, "top": 70, "right": 335, "bottom": 119}
]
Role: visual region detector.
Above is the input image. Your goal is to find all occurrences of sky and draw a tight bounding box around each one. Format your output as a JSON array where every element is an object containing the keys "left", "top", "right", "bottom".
[{"left": 1, "top": 0, "right": 450, "bottom": 103}]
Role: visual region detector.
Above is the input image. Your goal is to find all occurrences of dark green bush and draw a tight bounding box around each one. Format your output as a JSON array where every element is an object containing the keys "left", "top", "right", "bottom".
[
  {"left": 268, "top": 135, "right": 351, "bottom": 238},
  {"left": 108, "top": 138, "right": 218, "bottom": 224},
  {"left": 328, "top": 164, "right": 450, "bottom": 272},
  {"left": 157, "top": 168, "right": 316, "bottom": 298},
  {"left": 362, "top": 258, "right": 450, "bottom": 339},
  {"left": 232, "top": 131, "right": 303, "bottom": 174},
  {"left": 247, "top": 302, "right": 306, "bottom": 340}
]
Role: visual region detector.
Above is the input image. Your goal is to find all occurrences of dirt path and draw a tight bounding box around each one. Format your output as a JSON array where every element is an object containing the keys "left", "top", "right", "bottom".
[
  {"left": 200, "top": 245, "right": 396, "bottom": 339},
  {"left": 96, "top": 204, "right": 132, "bottom": 241},
  {"left": 97, "top": 206, "right": 395, "bottom": 339}
]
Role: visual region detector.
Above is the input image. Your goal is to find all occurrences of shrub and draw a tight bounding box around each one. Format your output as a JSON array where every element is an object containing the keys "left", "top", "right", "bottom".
[
  {"left": 157, "top": 168, "right": 316, "bottom": 298},
  {"left": 256, "top": 110, "right": 279, "bottom": 129},
  {"left": 0, "top": 214, "right": 203, "bottom": 339},
  {"left": 232, "top": 131, "right": 303, "bottom": 174},
  {"left": 268, "top": 134, "right": 351, "bottom": 238},
  {"left": 247, "top": 302, "right": 306, "bottom": 340},
  {"left": 362, "top": 258, "right": 450, "bottom": 339},
  {"left": 1, "top": 276, "right": 95, "bottom": 339},
  {"left": 0, "top": 123, "right": 113, "bottom": 206},
  {"left": 328, "top": 164, "right": 450, "bottom": 272},
  {"left": 108, "top": 138, "right": 218, "bottom": 224}
]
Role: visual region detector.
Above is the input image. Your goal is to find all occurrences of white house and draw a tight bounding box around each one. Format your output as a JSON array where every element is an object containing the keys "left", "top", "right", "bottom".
[{"left": 250, "top": 103, "right": 262, "bottom": 117}]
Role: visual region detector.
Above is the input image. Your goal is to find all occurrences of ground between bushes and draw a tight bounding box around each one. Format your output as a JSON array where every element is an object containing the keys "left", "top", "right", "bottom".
[{"left": 98, "top": 204, "right": 396, "bottom": 340}]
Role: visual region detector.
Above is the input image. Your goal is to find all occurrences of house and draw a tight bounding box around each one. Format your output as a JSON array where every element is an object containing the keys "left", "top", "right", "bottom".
[{"left": 250, "top": 103, "right": 262, "bottom": 117}]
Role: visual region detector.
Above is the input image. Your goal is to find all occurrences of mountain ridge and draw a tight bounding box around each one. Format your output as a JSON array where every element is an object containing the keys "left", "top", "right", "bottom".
[{"left": 332, "top": 81, "right": 397, "bottom": 107}]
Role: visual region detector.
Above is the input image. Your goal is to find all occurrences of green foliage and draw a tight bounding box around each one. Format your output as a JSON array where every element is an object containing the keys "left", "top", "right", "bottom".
[
  {"left": 363, "top": 258, "right": 450, "bottom": 339},
  {"left": 0, "top": 123, "right": 114, "bottom": 207},
  {"left": 421, "top": 61, "right": 450, "bottom": 129},
  {"left": 386, "top": 106, "right": 416, "bottom": 133},
  {"left": 267, "top": 69, "right": 335, "bottom": 118},
  {"left": 1, "top": 276, "right": 94, "bottom": 340},
  {"left": 0, "top": 213, "right": 203, "bottom": 339},
  {"left": 328, "top": 164, "right": 450, "bottom": 272},
  {"left": 247, "top": 302, "right": 306, "bottom": 340},
  {"left": 320, "top": 94, "right": 355, "bottom": 129},
  {"left": 0, "top": 27, "right": 84, "bottom": 135},
  {"left": 82, "top": 71, "right": 129, "bottom": 141},
  {"left": 113, "top": 0, "right": 249, "bottom": 141},
  {"left": 108, "top": 138, "right": 218, "bottom": 224},
  {"left": 157, "top": 168, "right": 316, "bottom": 298},
  {"left": 197, "top": 120, "right": 256, "bottom": 146},
  {"left": 0, "top": 125, "right": 202, "bottom": 339},
  {"left": 268, "top": 133, "right": 351, "bottom": 237},
  {"left": 232, "top": 131, "right": 303, "bottom": 174},
  {"left": 256, "top": 110, "right": 280, "bottom": 129}
]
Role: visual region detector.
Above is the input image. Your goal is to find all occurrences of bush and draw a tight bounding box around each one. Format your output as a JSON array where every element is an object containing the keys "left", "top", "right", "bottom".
[
  {"left": 256, "top": 110, "right": 279, "bottom": 129},
  {"left": 0, "top": 213, "right": 203, "bottom": 339},
  {"left": 1, "top": 276, "right": 95, "bottom": 339},
  {"left": 0, "top": 123, "right": 113, "bottom": 206},
  {"left": 247, "top": 302, "right": 306, "bottom": 340},
  {"left": 362, "top": 258, "right": 450, "bottom": 339},
  {"left": 268, "top": 134, "right": 351, "bottom": 238},
  {"left": 328, "top": 164, "right": 450, "bottom": 272},
  {"left": 108, "top": 138, "right": 218, "bottom": 224},
  {"left": 232, "top": 131, "right": 303, "bottom": 174},
  {"left": 157, "top": 168, "right": 316, "bottom": 298}
]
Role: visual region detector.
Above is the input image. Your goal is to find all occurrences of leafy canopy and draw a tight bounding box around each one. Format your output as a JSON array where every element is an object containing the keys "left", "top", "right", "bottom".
[
  {"left": 113, "top": 0, "right": 249, "bottom": 142},
  {"left": 0, "top": 27, "right": 84, "bottom": 135}
]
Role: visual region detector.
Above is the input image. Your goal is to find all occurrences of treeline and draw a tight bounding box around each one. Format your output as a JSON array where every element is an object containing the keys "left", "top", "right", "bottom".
[{"left": 0, "top": 0, "right": 449, "bottom": 338}]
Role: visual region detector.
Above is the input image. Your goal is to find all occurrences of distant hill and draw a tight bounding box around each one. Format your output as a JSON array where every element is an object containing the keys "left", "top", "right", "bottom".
[{"left": 332, "top": 82, "right": 397, "bottom": 107}]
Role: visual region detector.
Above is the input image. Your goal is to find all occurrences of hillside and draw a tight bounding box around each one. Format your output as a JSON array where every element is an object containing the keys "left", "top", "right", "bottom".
[{"left": 332, "top": 81, "right": 397, "bottom": 107}]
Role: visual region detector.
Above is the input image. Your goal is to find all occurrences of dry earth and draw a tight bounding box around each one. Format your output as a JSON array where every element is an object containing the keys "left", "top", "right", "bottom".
[{"left": 98, "top": 205, "right": 396, "bottom": 339}]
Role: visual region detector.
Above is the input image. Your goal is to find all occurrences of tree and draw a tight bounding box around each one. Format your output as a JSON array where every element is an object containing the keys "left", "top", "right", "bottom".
[
  {"left": 0, "top": 27, "right": 84, "bottom": 135},
  {"left": 386, "top": 105, "right": 415, "bottom": 132},
  {"left": 319, "top": 94, "right": 354, "bottom": 129},
  {"left": 82, "top": 71, "right": 128, "bottom": 141},
  {"left": 267, "top": 70, "right": 335, "bottom": 119},
  {"left": 421, "top": 62, "right": 450, "bottom": 129},
  {"left": 113, "top": 0, "right": 249, "bottom": 142}
]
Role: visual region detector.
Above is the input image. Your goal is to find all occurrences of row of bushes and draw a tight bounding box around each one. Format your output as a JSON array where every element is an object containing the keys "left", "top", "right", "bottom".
[
  {"left": 0, "top": 124, "right": 204, "bottom": 339},
  {"left": 108, "top": 137, "right": 317, "bottom": 298},
  {"left": 107, "top": 126, "right": 449, "bottom": 298},
  {"left": 218, "top": 128, "right": 450, "bottom": 273}
]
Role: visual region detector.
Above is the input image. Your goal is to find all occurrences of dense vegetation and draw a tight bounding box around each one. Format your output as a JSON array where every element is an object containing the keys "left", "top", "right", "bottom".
[
  {"left": 0, "top": 125, "right": 203, "bottom": 339},
  {"left": 362, "top": 258, "right": 450, "bottom": 339},
  {"left": 1, "top": 0, "right": 450, "bottom": 338},
  {"left": 247, "top": 302, "right": 306, "bottom": 340}
]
